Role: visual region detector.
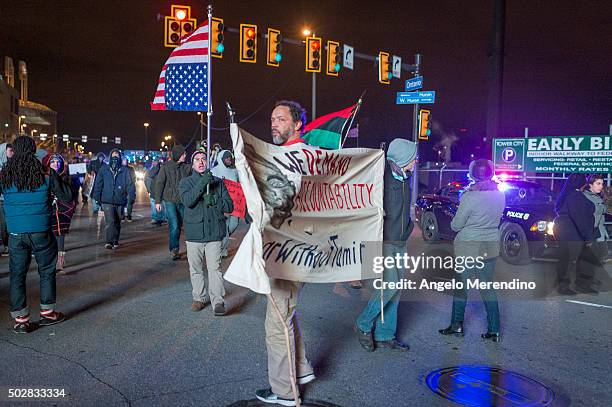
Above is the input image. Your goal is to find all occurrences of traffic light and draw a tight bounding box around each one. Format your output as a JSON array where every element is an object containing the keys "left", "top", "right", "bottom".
[
  {"left": 305, "top": 36, "right": 322, "bottom": 73},
  {"left": 211, "top": 17, "right": 225, "bottom": 58},
  {"left": 419, "top": 109, "right": 431, "bottom": 140},
  {"left": 326, "top": 40, "right": 341, "bottom": 76},
  {"left": 267, "top": 28, "right": 282, "bottom": 67},
  {"left": 378, "top": 52, "right": 392, "bottom": 84},
  {"left": 164, "top": 5, "right": 197, "bottom": 48},
  {"left": 240, "top": 24, "right": 257, "bottom": 63}
]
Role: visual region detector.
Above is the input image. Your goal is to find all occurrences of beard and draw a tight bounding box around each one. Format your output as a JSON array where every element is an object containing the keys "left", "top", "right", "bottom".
[{"left": 271, "top": 128, "right": 290, "bottom": 145}]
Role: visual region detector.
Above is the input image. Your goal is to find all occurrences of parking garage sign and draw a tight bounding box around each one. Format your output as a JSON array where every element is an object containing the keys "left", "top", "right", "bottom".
[{"left": 494, "top": 135, "right": 612, "bottom": 173}]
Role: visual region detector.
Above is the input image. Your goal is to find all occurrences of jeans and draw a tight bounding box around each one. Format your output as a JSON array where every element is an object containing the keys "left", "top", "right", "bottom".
[
  {"left": 451, "top": 257, "right": 500, "bottom": 333},
  {"left": 221, "top": 216, "right": 239, "bottom": 256},
  {"left": 126, "top": 198, "right": 134, "bottom": 217},
  {"left": 356, "top": 242, "right": 405, "bottom": 341},
  {"left": 9, "top": 231, "right": 58, "bottom": 318},
  {"left": 102, "top": 204, "right": 122, "bottom": 244},
  {"left": 165, "top": 201, "right": 184, "bottom": 252},
  {"left": 150, "top": 198, "right": 166, "bottom": 222}
]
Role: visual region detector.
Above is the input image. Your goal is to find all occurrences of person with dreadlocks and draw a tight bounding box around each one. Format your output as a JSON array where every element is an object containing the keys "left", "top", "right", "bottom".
[
  {"left": 42, "top": 153, "right": 77, "bottom": 272},
  {"left": 0, "top": 136, "right": 73, "bottom": 334},
  {"left": 92, "top": 148, "right": 135, "bottom": 249}
]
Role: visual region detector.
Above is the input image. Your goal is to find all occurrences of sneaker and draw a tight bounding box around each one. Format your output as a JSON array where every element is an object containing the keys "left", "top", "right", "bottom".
[
  {"left": 39, "top": 311, "right": 66, "bottom": 326},
  {"left": 56, "top": 251, "right": 66, "bottom": 271},
  {"left": 13, "top": 315, "right": 31, "bottom": 334},
  {"left": 1, "top": 247, "right": 9, "bottom": 256},
  {"left": 354, "top": 324, "right": 374, "bottom": 352},
  {"left": 191, "top": 301, "right": 206, "bottom": 312},
  {"left": 297, "top": 373, "right": 316, "bottom": 385},
  {"left": 170, "top": 249, "right": 180, "bottom": 261},
  {"left": 374, "top": 338, "right": 410, "bottom": 352},
  {"left": 105, "top": 243, "right": 113, "bottom": 250},
  {"left": 126, "top": 216, "right": 133, "bottom": 222},
  {"left": 255, "top": 388, "right": 298, "bottom": 406},
  {"left": 150, "top": 220, "right": 158, "bottom": 225},
  {"left": 213, "top": 303, "right": 226, "bottom": 316},
  {"left": 112, "top": 243, "right": 120, "bottom": 250}
]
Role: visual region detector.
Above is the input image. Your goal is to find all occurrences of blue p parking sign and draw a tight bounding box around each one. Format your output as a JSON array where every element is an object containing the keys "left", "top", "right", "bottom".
[{"left": 502, "top": 147, "right": 516, "bottom": 163}]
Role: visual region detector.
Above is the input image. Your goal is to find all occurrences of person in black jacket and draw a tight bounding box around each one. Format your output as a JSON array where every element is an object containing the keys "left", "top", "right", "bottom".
[
  {"left": 92, "top": 149, "right": 135, "bottom": 249},
  {"left": 355, "top": 138, "right": 416, "bottom": 352},
  {"left": 87, "top": 152, "right": 106, "bottom": 215},
  {"left": 145, "top": 159, "right": 166, "bottom": 225},
  {"left": 0, "top": 136, "right": 72, "bottom": 333},
  {"left": 154, "top": 144, "right": 191, "bottom": 260},
  {"left": 554, "top": 174, "right": 596, "bottom": 295},
  {"left": 121, "top": 157, "right": 136, "bottom": 222},
  {"left": 179, "top": 150, "right": 233, "bottom": 315}
]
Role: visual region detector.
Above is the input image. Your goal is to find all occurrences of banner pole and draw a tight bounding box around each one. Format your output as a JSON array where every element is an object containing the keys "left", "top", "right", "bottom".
[
  {"left": 340, "top": 91, "right": 366, "bottom": 149},
  {"left": 206, "top": 5, "right": 213, "bottom": 184},
  {"left": 267, "top": 294, "right": 301, "bottom": 407}
]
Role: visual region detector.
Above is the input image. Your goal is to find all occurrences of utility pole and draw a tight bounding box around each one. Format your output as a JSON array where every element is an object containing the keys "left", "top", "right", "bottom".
[
  {"left": 410, "top": 53, "right": 422, "bottom": 218},
  {"left": 485, "top": 0, "right": 506, "bottom": 145}
]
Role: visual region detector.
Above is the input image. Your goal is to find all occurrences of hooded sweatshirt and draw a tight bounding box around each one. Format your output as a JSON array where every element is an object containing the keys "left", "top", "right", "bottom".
[{"left": 211, "top": 150, "right": 238, "bottom": 182}]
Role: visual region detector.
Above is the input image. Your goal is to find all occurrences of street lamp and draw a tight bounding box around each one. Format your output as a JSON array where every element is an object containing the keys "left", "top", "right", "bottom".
[{"left": 143, "top": 122, "right": 149, "bottom": 153}]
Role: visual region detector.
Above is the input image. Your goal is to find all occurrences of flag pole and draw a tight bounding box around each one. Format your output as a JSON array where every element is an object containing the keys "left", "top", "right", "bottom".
[
  {"left": 340, "top": 90, "right": 366, "bottom": 148},
  {"left": 206, "top": 5, "right": 213, "bottom": 171}
]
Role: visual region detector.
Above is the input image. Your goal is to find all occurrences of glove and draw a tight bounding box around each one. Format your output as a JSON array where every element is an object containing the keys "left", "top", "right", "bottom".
[
  {"left": 200, "top": 170, "right": 213, "bottom": 186},
  {"left": 203, "top": 193, "right": 217, "bottom": 207}
]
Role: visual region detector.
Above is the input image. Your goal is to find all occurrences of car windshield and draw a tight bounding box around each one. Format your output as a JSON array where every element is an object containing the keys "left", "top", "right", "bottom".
[{"left": 502, "top": 183, "right": 555, "bottom": 205}]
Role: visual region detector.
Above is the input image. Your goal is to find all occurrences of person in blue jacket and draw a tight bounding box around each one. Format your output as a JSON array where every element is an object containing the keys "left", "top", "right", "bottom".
[
  {"left": 92, "top": 148, "right": 135, "bottom": 249},
  {"left": 0, "top": 136, "right": 73, "bottom": 334}
]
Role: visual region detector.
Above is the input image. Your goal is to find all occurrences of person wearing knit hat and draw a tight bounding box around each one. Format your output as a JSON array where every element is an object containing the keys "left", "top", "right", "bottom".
[
  {"left": 179, "top": 148, "right": 233, "bottom": 314},
  {"left": 154, "top": 143, "right": 191, "bottom": 260},
  {"left": 355, "top": 138, "right": 416, "bottom": 353},
  {"left": 0, "top": 136, "right": 73, "bottom": 333},
  {"left": 92, "top": 148, "right": 135, "bottom": 249},
  {"left": 439, "top": 158, "right": 505, "bottom": 342}
]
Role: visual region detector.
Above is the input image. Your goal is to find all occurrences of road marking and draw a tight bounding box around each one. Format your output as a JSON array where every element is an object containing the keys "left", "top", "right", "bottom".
[{"left": 566, "top": 300, "right": 612, "bottom": 309}]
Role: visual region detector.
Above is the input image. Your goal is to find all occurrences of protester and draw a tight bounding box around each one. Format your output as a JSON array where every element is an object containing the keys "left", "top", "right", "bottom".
[
  {"left": 122, "top": 157, "right": 136, "bottom": 222},
  {"left": 256, "top": 100, "right": 315, "bottom": 407},
  {"left": 154, "top": 144, "right": 190, "bottom": 260},
  {"left": 579, "top": 174, "right": 609, "bottom": 293},
  {"left": 43, "top": 154, "right": 77, "bottom": 272},
  {"left": 179, "top": 150, "right": 233, "bottom": 315},
  {"left": 0, "top": 136, "right": 72, "bottom": 333},
  {"left": 553, "top": 174, "right": 596, "bottom": 295},
  {"left": 355, "top": 138, "right": 416, "bottom": 352},
  {"left": 211, "top": 150, "right": 239, "bottom": 257},
  {"left": 92, "top": 148, "right": 135, "bottom": 249},
  {"left": 87, "top": 152, "right": 106, "bottom": 215},
  {"left": 439, "top": 159, "right": 506, "bottom": 342},
  {"left": 0, "top": 142, "right": 14, "bottom": 255},
  {"left": 145, "top": 159, "right": 166, "bottom": 225}
]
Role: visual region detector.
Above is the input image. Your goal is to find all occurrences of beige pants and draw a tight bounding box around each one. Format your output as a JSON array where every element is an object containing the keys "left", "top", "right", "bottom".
[
  {"left": 265, "top": 279, "right": 313, "bottom": 399},
  {"left": 186, "top": 240, "right": 225, "bottom": 307}
]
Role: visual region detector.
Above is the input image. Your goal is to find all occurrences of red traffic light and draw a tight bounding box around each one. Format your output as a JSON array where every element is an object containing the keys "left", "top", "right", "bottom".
[
  {"left": 311, "top": 40, "right": 320, "bottom": 51},
  {"left": 246, "top": 28, "right": 255, "bottom": 39}
]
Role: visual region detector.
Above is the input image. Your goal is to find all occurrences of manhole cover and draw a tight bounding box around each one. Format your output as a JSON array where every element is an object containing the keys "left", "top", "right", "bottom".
[
  {"left": 426, "top": 365, "right": 555, "bottom": 406},
  {"left": 227, "top": 400, "right": 341, "bottom": 407}
]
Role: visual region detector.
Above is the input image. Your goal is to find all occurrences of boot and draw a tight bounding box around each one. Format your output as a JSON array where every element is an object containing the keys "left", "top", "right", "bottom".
[
  {"left": 56, "top": 251, "right": 66, "bottom": 273},
  {"left": 439, "top": 322, "right": 465, "bottom": 337}
]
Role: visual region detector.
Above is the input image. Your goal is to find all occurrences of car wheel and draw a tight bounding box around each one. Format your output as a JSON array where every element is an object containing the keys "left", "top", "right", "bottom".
[
  {"left": 500, "top": 222, "right": 531, "bottom": 265},
  {"left": 421, "top": 211, "right": 440, "bottom": 243}
]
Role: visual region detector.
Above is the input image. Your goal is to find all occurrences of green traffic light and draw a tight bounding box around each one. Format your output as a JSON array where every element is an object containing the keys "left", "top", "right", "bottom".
[
  {"left": 275, "top": 53, "right": 282, "bottom": 62},
  {"left": 426, "top": 130, "right": 431, "bottom": 136},
  {"left": 334, "top": 63, "right": 341, "bottom": 72},
  {"left": 217, "top": 43, "right": 225, "bottom": 53},
  {"left": 387, "top": 72, "right": 393, "bottom": 80}
]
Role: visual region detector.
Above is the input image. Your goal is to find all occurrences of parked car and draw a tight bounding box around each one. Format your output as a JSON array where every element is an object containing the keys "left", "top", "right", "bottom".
[{"left": 415, "top": 179, "right": 559, "bottom": 265}]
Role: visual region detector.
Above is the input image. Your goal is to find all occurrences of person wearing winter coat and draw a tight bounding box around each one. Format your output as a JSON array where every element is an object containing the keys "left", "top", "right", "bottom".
[
  {"left": 154, "top": 144, "right": 191, "bottom": 260},
  {"left": 87, "top": 152, "right": 106, "bottom": 215},
  {"left": 211, "top": 150, "right": 240, "bottom": 257},
  {"left": 0, "top": 142, "right": 14, "bottom": 255},
  {"left": 145, "top": 160, "right": 166, "bottom": 225},
  {"left": 439, "top": 159, "right": 506, "bottom": 342},
  {"left": 92, "top": 149, "right": 135, "bottom": 249},
  {"left": 554, "top": 174, "right": 596, "bottom": 295},
  {"left": 42, "top": 154, "right": 77, "bottom": 272},
  {"left": 0, "top": 136, "right": 72, "bottom": 333}
]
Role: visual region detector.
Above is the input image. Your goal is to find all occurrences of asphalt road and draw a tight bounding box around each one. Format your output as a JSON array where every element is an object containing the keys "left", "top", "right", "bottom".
[{"left": 0, "top": 182, "right": 611, "bottom": 406}]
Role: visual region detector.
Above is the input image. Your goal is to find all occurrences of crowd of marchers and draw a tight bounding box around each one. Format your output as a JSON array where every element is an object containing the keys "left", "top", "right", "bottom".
[{"left": 0, "top": 100, "right": 609, "bottom": 407}]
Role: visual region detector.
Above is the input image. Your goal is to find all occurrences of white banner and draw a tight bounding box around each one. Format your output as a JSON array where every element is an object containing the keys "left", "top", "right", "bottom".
[{"left": 224, "top": 125, "right": 384, "bottom": 294}]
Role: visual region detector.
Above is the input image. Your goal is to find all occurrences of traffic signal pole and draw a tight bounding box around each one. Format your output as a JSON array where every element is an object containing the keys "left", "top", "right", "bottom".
[{"left": 410, "top": 53, "right": 422, "bottom": 219}]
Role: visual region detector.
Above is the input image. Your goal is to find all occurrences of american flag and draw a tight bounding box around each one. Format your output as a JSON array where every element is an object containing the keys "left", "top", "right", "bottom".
[{"left": 151, "top": 21, "right": 209, "bottom": 111}]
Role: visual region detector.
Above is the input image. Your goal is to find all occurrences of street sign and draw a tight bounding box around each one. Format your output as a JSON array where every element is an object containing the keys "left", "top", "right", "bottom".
[
  {"left": 493, "top": 139, "right": 525, "bottom": 171},
  {"left": 343, "top": 44, "right": 354, "bottom": 70},
  {"left": 493, "top": 135, "right": 612, "bottom": 173},
  {"left": 396, "top": 91, "right": 435, "bottom": 104},
  {"left": 392, "top": 55, "right": 401, "bottom": 78},
  {"left": 405, "top": 76, "right": 423, "bottom": 91}
]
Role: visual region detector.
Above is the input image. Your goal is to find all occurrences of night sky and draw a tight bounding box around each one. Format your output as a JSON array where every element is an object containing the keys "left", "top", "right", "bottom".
[{"left": 1, "top": 1, "right": 610, "bottom": 159}]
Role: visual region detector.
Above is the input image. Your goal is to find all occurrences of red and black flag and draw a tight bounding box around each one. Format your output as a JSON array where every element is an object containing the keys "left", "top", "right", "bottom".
[{"left": 303, "top": 96, "right": 363, "bottom": 149}]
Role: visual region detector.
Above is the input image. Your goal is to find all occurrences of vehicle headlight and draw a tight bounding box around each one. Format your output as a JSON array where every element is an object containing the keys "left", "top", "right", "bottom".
[
  {"left": 531, "top": 221, "right": 548, "bottom": 232},
  {"left": 546, "top": 221, "right": 554, "bottom": 236}
]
